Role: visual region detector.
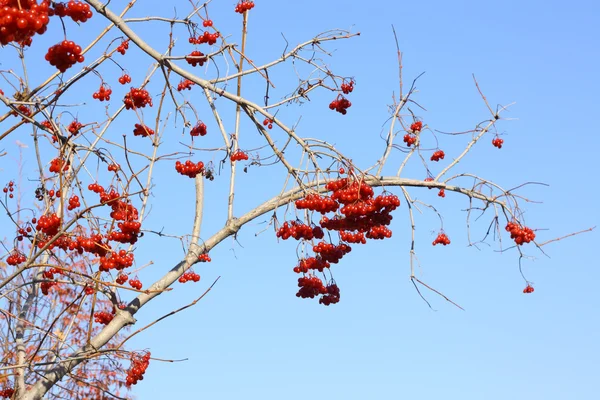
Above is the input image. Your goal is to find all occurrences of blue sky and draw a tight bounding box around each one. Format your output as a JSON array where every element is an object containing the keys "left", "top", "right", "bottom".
[{"left": 1, "top": 0, "right": 599, "bottom": 399}]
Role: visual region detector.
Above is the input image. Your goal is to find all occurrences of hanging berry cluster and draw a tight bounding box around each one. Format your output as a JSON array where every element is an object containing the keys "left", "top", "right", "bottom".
[
  {"left": 116, "top": 39, "right": 129, "bottom": 55},
  {"left": 432, "top": 232, "right": 451, "bottom": 246},
  {"left": 123, "top": 87, "right": 152, "bottom": 110},
  {"left": 234, "top": 1, "right": 255, "bottom": 13},
  {"left": 49, "top": 157, "right": 69, "bottom": 173},
  {"left": 67, "top": 195, "right": 80, "bottom": 210},
  {"left": 505, "top": 221, "right": 535, "bottom": 245},
  {"left": 99, "top": 250, "right": 134, "bottom": 272},
  {"left": 430, "top": 150, "right": 445, "bottom": 162},
  {"left": 329, "top": 95, "right": 352, "bottom": 115},
  {"left": 2, "top": 180, "right": 15, "bottom": 199},
  {"left": 129, "top": 278, "right": 142, "bottom": 290},
  {"left": 523, "top": 284, "right": 534, "bottom": 294},
  {"left": 189, "top": 31, "right": 219, "bottom": 45},
  {"left": 133, "top": 123, "right": 154, "bottom": 137},
  {"left": 179, "top": 270, "right": 200, "bottom": 283},
  {"left": 68, "top": 119, "right": 82, "bottom": 135},
  {"left": 198, "top": 253, "right": 211, "bottom": 262},
  {"left": 6, "top": 250, "right": 27, "bottom": 266},
  {"left": 92, "top": 84, "right": 112, "bottom": 101},
  {"left": 185, "top": 51, "right": 208, "bottom": 67},
  {"left": 125, "top": 352, "right": 151, "bottom": 387},
  {"left": 93, "top": 311, "right": 113, "bottom": 325},
  {"left": 202, "top": 19, "right": 213, "bottom": 27},
  {"left": 116, "top": 273, "right": 128, "bottom": 285},
  {"left": 175, "top": 160, "right": 205, "bottom": 178},
  {"left": 190, "top": 121, "right": 207, "bottom": 136},
  {"left": 118, "top": 73, "right": 132, "bottom": 85},
  {"left": 44, "top": 40, "right": 84, "bottom": 72},
  {"left": 230, "top": 150, "right": 249, "bottom": 161},
  {"left": 177, "top": 79, "right": 194, "bottom": 91},
  {"left": 341, "top": 79, "right": 354, "bottom": 94},
  {"left": 0, "top": 0, "right": 51, "bottom": 46},
  {"left": 0, "top": 386, "right": 14, "bottom": 399},
  {"left": 492, "top": 137, "right": 504, "bottom": 149},
  {"left": 50, "top": 1, "right": 93, "bottom": 23},
  {"left": 263, "top": 118, "right": 273, "bottom": 129},
  {"left": 276, "top": 221, "right": 324, "bottom": 241}
]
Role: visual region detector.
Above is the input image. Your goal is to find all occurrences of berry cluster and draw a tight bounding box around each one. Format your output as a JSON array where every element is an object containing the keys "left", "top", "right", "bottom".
[
  {"left": 91, "top": 184, "right": 142, "bottom": 244},
  {"left": 341, "top": 79, "right": 354, "bottom": 94},
  {"left": 430, "top": 150, "right": 445, "bottom": 162},
  {"left": 198, "top": 253, "right": 211, "bottom": 262},
  {"left": 118, "top": 73, "right": 132, "bottom": 85},
  {"left": 366, "top": 225, "right": 392, "bottom": 239},
  {"left": 92, "top": 84, "right": 112, "bottom": 101},
  {"left": 202, "top": 19, "right": 213, "bottom": 27},
  {"left": 185, "top": 50, "right": 208, "bottom": 67},
  {"left": 116, "top": 273, "right": 128, "bottom": 285},
  {"left": 319, "top": 283, "right": 340, "bottom": 306},
  {"left": 492, "top": 137, "right": 504, "bottom": 149},
  {"left": 262, "top": 118, "right": 273, "bottom": 129},
  {"left": 438, "top": 188, "right": 445, "bottom": 198},
  {"left": 68, "top": 119, "right": 82, "bottom": 135},
  {"left": 93, "top": 311, "right": 113, "bottom": 325},
  {"left": 67, "top": 195, "right": 80, "bottom": 210},
  {"left": 190, "top": 121, "right": 207, "bottom": 136},
  {"left": 189, "top": 31, "right": 219, "bottom": 45},
  {"left": 6, "top": 250, "right": 27, "bottom": 266},
  {"left": 129, "top": 278, "right": 142, "bottom": 290},
  {"left": 125, "top": 352, "right": 151, "bottom": 387},
  {"left": 177, "top": 79, "right": 194, "bottom": 91},
  {"left": 108, "top": 163, "right": 120, "bottom": 172},
  {"left": 36, "top": 212, "right": 61, "bottom": 236},
  {"left": 230, "top": 150, "right": 249, "bottom": 161},
  {"left": 0, "top": 387, "right": 14, "bottom": 398},
  {"left": 175, "top": 160, "right": 204, "bottom": 178},
  {"left": 0, "top": 0, "right": 51, "bottom": 47},
  {"left": 410, "top": 121, "right": 423, "bottom": 132},
  {"left": 51, "top": 1, "right": 93, "bottom": 23},
  {"left": 296, "top": 275, "right": 327, "bottom": 299},
  {"left": 234, "top": 1, "right": 255, "bottom": 13},
  {"left": 45, "top": 40, "right": 84, "bottom": 72},
  {"left": 432, "top": 232, "right": 451, "bottom": 246},
  {"left": 505, "top": 222, "right": 535, "bottom": 245},
  {"left": 340, "top": 230, "right": 366, "bottom": 244},
  {"left": 40, "top": 280, "right": 58, "bottom": 295},
  {"left": 403, "top": 133, "right": 416, "bottom": 147},
  {"left": 295, "top": 193, "right": 339, "bottom": 214},
  {"left": 523, "top": 284, "right": 535, "bottom": 294},
  {"left": 2, "top": 180, "right": 15, "bottom": 199},
  {"left": 179, "top": 270, "right": 200, "bottom": 283},
  {"left": 116, "top": 39, "right": 129, "bottom": 55},
  {"left": 293, "top": 257, "right": 330, "bottom": 273},
  {"left": 133, "top": 123, "right": 154, "bottom": 137},
  {"left": 329, "top": 95, "right": 352, "bottom": 115},
  {"left": 276, "top": 221, "right": 324, "bottom": 241},
  {"left": 99, "top": 250, "right": 134, "bottom": 272},
  {"left": 313, "top": 242, "right": 351, "bottom": 263},
  {"left": 16, "top": 224, "right": 33, "bottom": 241},
  {"left": 123, "top": 87, "right": 152, "bottom": 109},
  {"left": 49, "top": 157, "right": 69, "bottom": 173}
]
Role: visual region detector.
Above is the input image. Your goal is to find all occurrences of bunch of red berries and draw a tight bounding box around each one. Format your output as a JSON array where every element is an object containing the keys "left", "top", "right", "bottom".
[
  {"left": 438, "top": 188, "right": 446, "bottom": 198},
  {"left": 116, "top": 39, "right": 129, "bottom": 55},
  {"left": 505, "top": 222, "right": 535, "bottom": 245},
  {"left": 319, "top": 283, "right": 340, "bottom": 306},
  {"left": 0, "top": 0, "right": 51, "bottom": 46},
  {"left": 313, "top": 242, "right": 352, "bottom": 264},
  {"left": 44, "top": 40, "right": 84, "bottom": 72},
  {"left": 203, "top": 19, "right": 213, "bottom": 27},
  {"left": 0, "top": 386, "right": 14, "bottom": 398},
  {"left": 296, "top": 275, "right": 327, "bottom": 299},
  {"left": 276, "top": 221, "right": 324, "bottom": 241},
  {"left": 431, "top": 150, "right": 445, "bottom": 162},
  {"left": 118, "top": 73, "right": 132, "bottom": 85},
  {"left": 234, "top": 1, "right": 255, "bottom": 13},
  {"left": 198, "top": 253, "right": 211, "bottom": 262},
  {"left": 68, "top": 119, "right": 82, "bottom": 135},
  {"left": 129, "top": 278, "right": 142, "bottom": 290},
  {"left": 329, "top": 95, "right": 352, "bottom": 115},
  {"left": 293, "top": 257, "right": 330, "bottom": 273},
  {"left": 366, "top": 225, "right": 392, "bottom": 240},
  {"left": 263, "top": 118, "right": 273, "bottom": 129},
  {"left": 432, "top": 232, "right": 451, "bottom": 246},
  {"left": 99, "top": 250, "right": 134, "bottom": 272},
  {"left": 190, "top": 121, "right": 207, "bottom": 136},
  {"left": 36, "top": 212, "right": 61, "bottom": 236},
  {"left": 49, "top": 157, "right": 69, "bottom": 173},
  {"left": 116, "top": 274, "right": 128, "bottom": 285},
  {"left": 92, "top": 84, "right": 112, "bottom": 101},
  {"left": 341, "top": 79, "right": 354, "bottom": 94},
  {"left": 403, "top": 133, "right": 417, "bottom": 147},
  {"left": 133, "top": 123, "right": 154, "bottom": 137},
  {"left": 295, "top": 193, "right": 339, "bottom": 214},
  {"left": 410, "top": 121, "right": 423, "bottom": 132},
  {"left": 42, "top": 267, "right": 62, "bottom": 280},
  {"left": 108, "top": 163, "right": 120, "bottom": 172},
  {"left": 2, "top": 180, "right": 15, "bottom": 199},
  {"left": 179, "top": 271, "right": 201, "bottom": 283},
  {"left": 185, "top": 50, "right": 208, "bottom": 67},
  {"left": 230, "top": 150, "right": 249, "bottom": 161},
  {"left": 523, "top": 284, "right": 535, "bottom": 294},
  {"left": 50, "top": 1, "right": 93, "bottom": 23},
  {"left": 125, "top": 352, "right": 151, "bottom": 387},
  {"left": 177, "top": 79, "right": 194, "bottom": 91},
  {"left": 67, "top": 195, "right": 80, "bottom": 210},
  {"left": 189, "top": 31, "right": 219, "bottom": 45},
  {"left": 93, "top": 311, "right": 114, "bottom": 325},
  {"left": 340, "top": 231, "right": 366, "bottom": 244},
  {"left": 123, "top": 87, "right": 152, "bottom": 109},
  {"left": 6, "top": 250, "right": 27, "bottom": 266},
  {"left": 40, "top": 280, "right": 58, "bottom": 295},
  {"left": 492, "top": 137, "right": 504, "bottom": 149},
  {"left": 175, "top": 160, "right": 204, "bottom": 178}
]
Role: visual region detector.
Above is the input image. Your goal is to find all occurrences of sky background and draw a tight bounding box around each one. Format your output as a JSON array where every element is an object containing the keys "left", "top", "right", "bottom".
[{"left": 1, "top": 0, "right": 599, "bottom": 399}]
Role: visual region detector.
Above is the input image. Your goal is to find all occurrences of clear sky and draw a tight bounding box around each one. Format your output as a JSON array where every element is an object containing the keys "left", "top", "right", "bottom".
[{"left": 1, "top": 0, "right": 599, "bottom": 399}]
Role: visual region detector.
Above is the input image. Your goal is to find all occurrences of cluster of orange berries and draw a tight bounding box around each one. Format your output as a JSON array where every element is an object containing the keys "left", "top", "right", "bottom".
[
  {"left": 179, "top": 270, "right": 201, "bottom": 283},
  {"left": 230, "top": 150, "right": 249, "bottom": 161},
  {"left": 189, "top": 31, "right": 219, "bottom": 45},
  {"left": 329, "top": 95, "right": 352, "bottom": 115},
  {"left": 234, "top": 1, "right": 255, "bottom": 13},
  {"left": 125, "top": 352, "right": 151, "bottom": 387},
  {"left": 177, "top": 79, "right": 194, "bottom": 91},
  {"left": 99, "top": 250, "right": 134, "bottom": 272},
  {"left": 492, "top": 137, "right": 504, "bottom": 149},
  {"left": 108, "top": 163, "right": 120, "bottom": 172},
  {"left": 51, "top": 1, "right": 93, "bottom": 23},
  {"left": 505, "top": 222, "right": 535, "bottom": 245},
  {"left": 341, "top": 79, "right": 354, "bottom": 94},
  {"left": 432, "top": 232, "right": 451, "bottom": 246},
  {"left": 523, "top": 284, "right": 534, "bottom": 294},
  {"left": 313, "top": 242, "right": 352, "bottom": 264},
  {"left": 49, "top": 157, "right": 69, "bottom": 173},
  {"left": 118, "top": 73, "right": 132, "bottom": 85},
  {"left": 129, "top": 278, "right": 142, "bottom": 290},
  {"left": 116, "top": 273, "right": 128, "bottom": 285},
  {"left": 403, "top": 121, "right": 423, "bottom": 147},
  {"left": 175, "top": 160, "right": 205, "bottom": 178},
  {"left": 185, "top": 50, "right": 208, "bottom": 67},
  {"left": 68, "top": 119, "right": 82, "bottom": 135},
  {"left": 116, "top": 39, "right": 129, "bottom": 55},
  {"left": 92, "top": 84, "right": 112, "bottom": 101},
  {"left": 276, "top": 221, "right": 324, "bottom": 241},
  {"left": 6, "top": 250, "right": 26, "bottom": 266},
  {"left": 133, "top": 123, "right": 154, "bottom": 137},
  {"left": 198, "top": 253, "right": 211, "bottom": 262},
  {"left": 2, "top": 180, "right": 15, "bottom": 199},
  {"left": 45, "top": 40, "right": 84, "bottom": 72},
  {"left": 93, "top": 311, "right": 113, "bottom": 325},
  {"left": 36, "top": 212, "right": 61, "bottom": 236},
  {"left": 262, "top": 118, "right": 274, "bottom": 129},
  {"left": 295, "top": 193, "right": 339, "bottom": 214},
  {"left": 67, "top": 195, "right": 80, "bottom": 210},
  {"left": 293, "top": 257, "right": 330, "bottom": 273},
  {"left": 0, "top": 0, "right": 51, "bottom": 47},
  {"left": 190, "top": 121, "right": 207, "bottom": 136},
  {"left": 431, "top": 150, "right": 445, "bottom": 162},
  {"left": 123, "top": 87, "right": 152, "bottom": 109}
]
